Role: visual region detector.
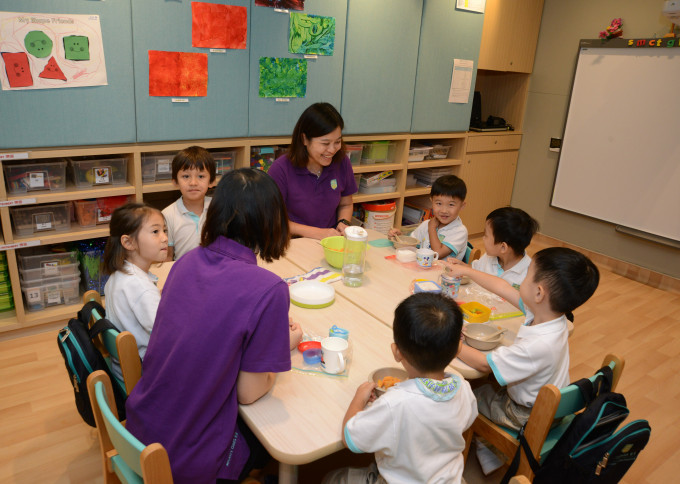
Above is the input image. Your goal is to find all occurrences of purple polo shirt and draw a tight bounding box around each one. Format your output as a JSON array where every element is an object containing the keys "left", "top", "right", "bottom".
[
  {"left": 125, "top": 236, "right": 291, "bottom": 483},
  {"left": 268, "top": 154, "right": 358, "bottom": 229}
]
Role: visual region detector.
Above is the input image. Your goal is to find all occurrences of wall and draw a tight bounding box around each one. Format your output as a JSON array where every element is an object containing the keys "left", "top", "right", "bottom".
[{"left": 512, "top": 0, "right": 680, "bottom": 278}]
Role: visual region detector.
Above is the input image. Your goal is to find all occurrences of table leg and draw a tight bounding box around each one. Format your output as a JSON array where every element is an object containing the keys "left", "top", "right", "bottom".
[{"left": 279, "top": 462, "right": 298, "bottom": 484}]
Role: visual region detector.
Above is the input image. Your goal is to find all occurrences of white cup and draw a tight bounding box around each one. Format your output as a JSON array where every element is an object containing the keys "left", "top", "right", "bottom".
[
  {"left": 416, "top": 248, "right": 439, "bottom": 268},
  {"left": 321, "top": 337, "right": 348, "bottom": 374}
]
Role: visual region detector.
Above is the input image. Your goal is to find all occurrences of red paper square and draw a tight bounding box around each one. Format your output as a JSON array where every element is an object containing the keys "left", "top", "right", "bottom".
[
  {"left": 192, "top": 2, "right": 247, "bottom": 49},
  {"left": 148, "top": 50, "right": 208, "bottom": 97},
  {"left": 2, "top": 52, "right": 33, "bottom": 88}
]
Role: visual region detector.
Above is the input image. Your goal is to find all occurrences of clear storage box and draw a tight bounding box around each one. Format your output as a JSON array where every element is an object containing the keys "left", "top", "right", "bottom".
[
  {"left": 0, "top": 292, "right": 14, "bottom": 312},
  {"left": 428, "top": 144, "right": 451, "bottom": 159},
  {"left": 213, "top": 150, "right": 236, "bottom": 176},
  {"left": 408, "top": 146, "right": 433, "bottom": 161},
  {"left": 19, "top": 262, "right": 80, "bottom": 282},
  {"left": 10, "top": 202, "right": 71, "bottom": 236},
  {"left": 21, "top": 273, "right": 81, "bottom": 312},
  {"left": 18, "top": 248, "right": 78, "bottom": 271},
  {"left": 73, "top": 196, "right": 129, "bottom": 227},
  {"left": 361, "top": 142, "right": 395, "bottom": 164},
  {"left": 4, "top": 160, "right": 68, "bottom": 194},
  {"left": 70, "top": 158, "right": 127, "bottom": 188},
  {"left": 345, "top": 144, "right": 364, "bottom": 165},
  {"left": 142, "top": 154, "right": 173, "bottom": 182}
]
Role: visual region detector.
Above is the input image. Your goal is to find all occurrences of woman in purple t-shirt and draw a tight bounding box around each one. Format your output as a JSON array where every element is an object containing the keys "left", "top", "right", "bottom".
[{"left": 268, "top": 102, "right": 358, "bottom": 239}]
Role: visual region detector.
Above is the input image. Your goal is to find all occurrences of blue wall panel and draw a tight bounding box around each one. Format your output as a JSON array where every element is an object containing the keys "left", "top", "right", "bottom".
[
  {"left": 0, "top": 0, "right": 136, "bottom": 149},
  {"left": 132, "top": 0, "right": 250, "bottom": 142},
  {"left": 248, "top": 0, "right": 347, "bottom": 137},
  {"left": 411, "top": 1, "right": 484, "bottom": 132}
]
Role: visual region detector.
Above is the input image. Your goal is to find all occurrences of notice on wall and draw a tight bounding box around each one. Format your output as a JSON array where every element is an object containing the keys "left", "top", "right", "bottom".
[
  {"left": 448, "top": 58, "right": 473, "bottom": 103},
  {"left": 0, "top": 12, "right": 107, "bottom": 91},
  {"left": 456, "top": 0, "right": 486, "bottom": 14}
]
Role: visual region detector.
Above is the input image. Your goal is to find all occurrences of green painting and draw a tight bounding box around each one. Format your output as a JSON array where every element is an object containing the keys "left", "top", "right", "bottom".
[
  {"left": 259, "top": 57, "right": 307, "bottom": 98},
  {"left": 289, "top": 13, "right": 335, "bottom": 56}
]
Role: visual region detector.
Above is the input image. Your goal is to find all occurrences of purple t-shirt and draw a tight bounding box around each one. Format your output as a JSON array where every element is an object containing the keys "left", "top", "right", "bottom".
[
  {"left": 125, "top": 237, "right": 291, "bottom": 483},
  {"left": 268, "top": 154, "right": 358, "bottom": 229}
]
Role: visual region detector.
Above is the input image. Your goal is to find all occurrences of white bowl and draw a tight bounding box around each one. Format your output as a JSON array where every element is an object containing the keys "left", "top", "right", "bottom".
[
  {"left": 289, "top": 281, "right": 335, "bottom": 309},
  {"left": 369, "top": 367, "right": 409, "bottom": 396},
  {"left": 396, "top": 248, "right": 417, "bottom": 263},
  {"left": 392, "top": 235, "right": 418, "bottom": 249},
  {"left": 462, "top": 323, "right": 503, "bottom": 351}
]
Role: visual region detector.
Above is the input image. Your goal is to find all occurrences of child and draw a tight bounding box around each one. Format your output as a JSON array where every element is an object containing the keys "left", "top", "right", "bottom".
[
  {"left": 162, "top": 145, "right": 216, "bottom": 260},
  {"left": 103, "top": 202, "right": 168, "bottom": 379},
  {"left": 389, "top": 174, "right": 468, "bottom": 260},
  {"left": 472, "top": 207, "right": 539, "bottom": 287},
  {"left": 442, "top": 247, "right": 600, "bottom": 430},
  {"left": 323, "top": 293, "right": 477, "bottom": 484}
]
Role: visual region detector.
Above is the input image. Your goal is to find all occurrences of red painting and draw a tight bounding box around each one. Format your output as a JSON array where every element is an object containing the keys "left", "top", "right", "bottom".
[
  {"left": 1, "top": 52, "right": 33, "bottom": 88},
  {"left": 255, "top": 0, "right": 304, "bottom": 11},
  {"left": 148, "top": 50, "right": 208, "bottom": 97},
  {"left": 39, "top": 56, "right": 67, "bottom": 81},
  {"left": 192, "top": 2, "right": 247, "bottom": 49}
]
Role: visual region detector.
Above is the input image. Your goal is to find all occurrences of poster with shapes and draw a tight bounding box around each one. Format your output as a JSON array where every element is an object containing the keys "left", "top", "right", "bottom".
[
  {"left": 191, "top": 2, "right": 247, "bottom": 49},
  {"left": 259, "top": 57, "right": 306, "bottom": 98},
  {"left": 289, "top": 12, "right": 335, "bottom": 56},
  {"left": 0, "top": 12, "right": 107, "bottom": 90},
  {"left": 148, "top": 50, "right": 208, "bottom": 97},
  {"left": 255, "top": 0, "right": 305, "bottom": 11}
]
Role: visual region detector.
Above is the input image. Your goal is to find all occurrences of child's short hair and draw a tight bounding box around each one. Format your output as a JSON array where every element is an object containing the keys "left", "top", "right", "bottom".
[
  {"left": 201, "top": 168, "right": 290, "bottom": 263},
  {"left": 431, "top": 175, "right": 467, "bottom": 201},
  {"left": 393, "top": 293, "right": 463, "bottom": 373},
  {"left": 171, "top": 146, "right": 216, "bottom": 183},
  {"left": 104, "top": 202, "right": 161, "bottom": 275},
  {"left": 532, "top": 247, "right": 599, "bottom": 319},
  {"left": 487, "top": 207, "right": 539, "bottom": 256}
]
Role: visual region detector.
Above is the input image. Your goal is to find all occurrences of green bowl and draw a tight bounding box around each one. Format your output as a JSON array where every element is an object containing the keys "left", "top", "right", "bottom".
[{"left": 320, "top": 236, "right": 345, "bottom": 268}]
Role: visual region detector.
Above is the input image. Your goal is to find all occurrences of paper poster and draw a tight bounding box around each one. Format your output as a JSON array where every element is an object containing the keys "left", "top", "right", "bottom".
[
  {"left": 191, "top": 2, "right": 247, "bottom": 49},
  {"left": 448, "top": 59, "right": 473, "bottom": 103},
  {"left": 0, "top": 12, "right": 108, "bottom": 90},
  {"left": 289, "top": 13, "right": 335, "bottom": 56},
  {"left": 259, "top": 57, "right": 306, "bottom": 98},
  {"left": 456, "top": 0, "right": 486, "bottom": 13},
  {"left": 148, "top": 51, "right": 208, "bottom": 97},
  {"left": 255, "top": 0, "right": 305, "bottom": 10}
]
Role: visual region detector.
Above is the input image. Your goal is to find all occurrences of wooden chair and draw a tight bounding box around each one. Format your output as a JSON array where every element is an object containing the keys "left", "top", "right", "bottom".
[
  {"left": 465, "top": 354, "right": 625, "bottom": 480},
  {"left": 464, "top": 242, "right": 482, "bottom": 264},
  {"left": 87, "top": 370, "right": 173, "bottom": 484},
  {"left": 83, "top": 290, "right": 143, "bottom": 395}
]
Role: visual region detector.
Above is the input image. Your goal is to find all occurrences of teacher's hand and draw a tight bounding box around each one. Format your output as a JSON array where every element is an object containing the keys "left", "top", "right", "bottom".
[{"left": 314, "top": 227, "right": 342, "bottom": 239}]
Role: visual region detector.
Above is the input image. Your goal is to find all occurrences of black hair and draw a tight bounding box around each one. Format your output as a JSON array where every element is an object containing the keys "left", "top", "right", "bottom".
[
  {"left": 288, "top": 102, "right": 345, "bottom": 168},
  {"left": 430, "top": 175, "right": 467, "bottom": 201},
  {"left": 171, "top": 145, "right": 216, "bottom": 183},
  {"left": 487, "top": 207, "right": 539, "bottom": 256},
  {"left": 532, "top": 247, "right": 600, "bottom": 321},
  {"left": 104, "top": 203, "right": 162, "bottom": 275},
  {"left": 201, "top": 168, "right": 290, "bottom": 262},
  {"left": 393, "top": 293, "right": 463, "bottom": 373}
]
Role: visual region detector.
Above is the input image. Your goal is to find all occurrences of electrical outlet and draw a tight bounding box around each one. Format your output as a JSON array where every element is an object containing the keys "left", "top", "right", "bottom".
[{"left": 549, "top": 137, "right": 562, "bottom": 152}]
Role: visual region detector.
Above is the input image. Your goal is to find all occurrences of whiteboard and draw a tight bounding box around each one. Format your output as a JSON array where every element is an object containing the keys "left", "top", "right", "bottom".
[{"left": 551, "top": 42, "right": 680, "bottom": 242}]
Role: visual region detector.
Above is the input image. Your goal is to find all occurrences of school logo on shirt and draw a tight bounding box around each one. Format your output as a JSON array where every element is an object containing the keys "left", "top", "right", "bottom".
[{"left": 330, "top": 179, "right": 338, "bottom": 190}]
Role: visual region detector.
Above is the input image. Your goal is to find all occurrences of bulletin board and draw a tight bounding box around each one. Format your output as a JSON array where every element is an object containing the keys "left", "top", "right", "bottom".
[
  {"left": 551, "top": 39, "right": 680, "bottom": 243},
  {"left": 0, "top": 0, "right": 136, "bottom": 149}
]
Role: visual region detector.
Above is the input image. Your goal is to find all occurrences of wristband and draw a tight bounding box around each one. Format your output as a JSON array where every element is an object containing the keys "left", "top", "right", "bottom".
[{"left": 336, "top": 218, "right": 351, "bottom": 227}]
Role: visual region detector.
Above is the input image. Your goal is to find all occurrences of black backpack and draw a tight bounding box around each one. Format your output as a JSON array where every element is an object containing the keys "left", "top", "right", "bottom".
[
  {"left": 57, "top": 301, "right": 127, "bottom": 426},
  {"left": 503, "top": 366, "right": 651, "bottom": 484}
]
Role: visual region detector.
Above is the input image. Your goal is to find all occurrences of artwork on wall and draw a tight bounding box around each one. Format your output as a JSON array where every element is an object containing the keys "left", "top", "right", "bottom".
[
  {"left": 148, "top": 50, "right": 208, "bottom": 97},
  {"left": 0, "top": 11, "right": 107, "bottom": 90},
  {"left": 191, "top": 2, "right": 248, "bottom": 49},
  {"left": 259, "top": 57, "right": 307, "bottom": 98},
  {"left": 255, "top": 0, "right": 305, "bottom": 11},
  {"left": 289, "top": 12, "right": 335, "bottom": 56}
]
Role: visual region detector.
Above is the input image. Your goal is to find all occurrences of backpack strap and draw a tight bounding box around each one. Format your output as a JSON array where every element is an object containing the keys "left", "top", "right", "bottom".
[
  {"left": 89, "top": 318, "right": 118, "bottom": 340},
  {"left": 573, "top": 365, "right": 614, "bottom": 404},
  {"left": 500, "top": 425, "right": 541, "bottom": 484},
  {"left": 79, "top": 300, "right": 106, "bottom": 325}
]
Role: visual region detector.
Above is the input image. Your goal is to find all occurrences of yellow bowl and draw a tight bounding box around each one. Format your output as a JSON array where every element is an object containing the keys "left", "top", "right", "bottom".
[
  {"left": 320, "top": 236, "right": 345, "bottom": 268},
  {"left": 460, "top": 301, "right": 491, "bottom": 323}
]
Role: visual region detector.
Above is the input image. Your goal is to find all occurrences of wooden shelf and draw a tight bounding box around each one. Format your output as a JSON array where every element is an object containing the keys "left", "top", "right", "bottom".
[
  {"left": 22, "top": 303, "right": 81, "bottom": 327},
  {"left": 351, "top": 163, "right": 402, "bottom": 174},
  {"left": 142, "top": 181, "right": 177, "bottom": 193},
  {"left": 7, "top": 184, "right": 136, "bottom": 204},
  {"left": 407, "top": 159, "right": 463, "bottom": 169},
  {"left": 11, "top": 225, "right": 110, "bottom": 246},
  {"left": 404, "top": 186, "right": 432, "bottom": 197},
  {"left": 352, "top": 191, "right": 401, "bottom": 204}
]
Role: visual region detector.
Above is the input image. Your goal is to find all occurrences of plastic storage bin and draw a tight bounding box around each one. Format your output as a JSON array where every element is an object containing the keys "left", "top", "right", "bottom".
[
  {"left": 408, "top": 146, "right": 433, "bottom": 161},
  {"left": 361, "top": 142, "right": 395, "bottom": 164},
  {"left": 428, "top": 144, "right": 451, "bottom": 159},
  {"left": 18, "top": 248, "right": 78, "bottom": 271},
  {"left": 345, "top": 144, "right": 364, "bottom": 165},
  {"left": 21, "top": 273, "right": 81, "bottom": 312},
  {"left": 0, "top": 292, "right": 14, "bottom": 312},
  {"left": 9, "top": 202, "right": 71, "bottom": 236},
  {"left": 359, "top": 174, "right": 397, "bottom": 194},
  {"left": 73, "top": 196, "right": 129, "bottom": 227},
  {"left": 70, "top": 158, "right": 127, "bottom": 188},
  {"left": 4, "top": 160, "right": 68, "bottom": 194},
  {"left": 213, "top": 150, "right": 236, "bottom": 176},
  {"left": 142, "top": 154, "right": 173, "bottom": 182},
  {"left": 20, "top": 262, "right": 80, "bottom": 282}
]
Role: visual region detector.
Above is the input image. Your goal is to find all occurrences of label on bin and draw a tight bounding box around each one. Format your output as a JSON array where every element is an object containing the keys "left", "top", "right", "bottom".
[
  {"left": 93, "top": 167, "right": 111, "bottom": 184},
  {"left": 32, "top": 212, "right": 54, "bottom": 231},
  {"left": 46, "top": 288, "right": 61, "bottom": 305},
  {"left": 28, "top": 171, "right": 46, "bottom": 188},
  {"left": 41, "top": 262, "right": 59, "bottom": 277},
  {"left": 26, "top": 289, "right": 41, "bottom": 304},
  {"left": 157, "top": 160, "right": 171, "bottom": 173},
  {"left": 97, "top": 209, "right": 112, "bottom": 223}
]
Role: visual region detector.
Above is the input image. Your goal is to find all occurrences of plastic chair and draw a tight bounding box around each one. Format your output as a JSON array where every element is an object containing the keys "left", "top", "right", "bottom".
[
  {"left": 465, "top": 354, "right": 625, "bottom": 480},
  {"left": 463, "top": 242, "right": 481, "bottom": 264},
  {"left": 87, "top": 370, "right": 173, "bottom": 484},
  {"left": 83, "top": 290, "right": 143, "bottom": 395}
]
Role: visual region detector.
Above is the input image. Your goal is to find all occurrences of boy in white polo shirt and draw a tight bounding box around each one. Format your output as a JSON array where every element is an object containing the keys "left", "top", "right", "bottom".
[
  {"left": 389, "top": 174, "right": 468, "bottom": 261},
  {"left": 323, "top": 293, "right": 477, "bottom": 484},
  {"left": 443, "top": 247, "right": 599, "bottom": 430},
  {"left": 162, "top": 146, "right": 216, "bottom": 260},
  {"left": 472, "top": 207, "right": 539, "bottom": 288}
]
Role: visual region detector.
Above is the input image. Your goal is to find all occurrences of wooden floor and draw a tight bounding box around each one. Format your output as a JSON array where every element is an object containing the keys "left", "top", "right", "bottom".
[{"left": 1, "top": 236, "right": 679, "bottom": 484}]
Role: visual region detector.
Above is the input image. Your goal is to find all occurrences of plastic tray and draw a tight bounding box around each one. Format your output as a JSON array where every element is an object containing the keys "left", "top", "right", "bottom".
[
  {"left": 408, "top": 146, "right": 433, "bottom": 161},
  {"left": 17, "top": 249, "right": 79, "bottom": 271},
  {"left": 428, "top": 144, "right": 451, "bottom": 159},
  {"left": 213, "top": 150, "right": 236, "bottom": 176},
  {"left": 361, "top": 142, "right": 395, "bottom": 164},
  {"left": 345, "top": 144, "right": 364, "bottom": 166},
  {"left": 142, "top": 154, "right": 173, "bottom": 182},
  {"left": 21, "top": 274, "right": 81, "bottom": 312},
  {"left": 4, "top": 160, "right": 68, "bottom": 194},
  {"left": 70, "top": 158, "right": 127, "bottom": 188},
  {"left": 73, "top": 196, "right": 129, "bottom": 227},
  {"left": 0, "top": 292, "right": 14, "bottom": 312},
  {"left": 9, "top": 202, "right": 71, "bottom": 236},
  {"left": 19, "top": 262, "right": 80, "bottom": 282}
]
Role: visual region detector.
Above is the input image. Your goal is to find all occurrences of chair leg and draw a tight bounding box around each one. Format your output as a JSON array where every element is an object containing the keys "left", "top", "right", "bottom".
[{"left": 462, "top": 427, "right": 473, "bottom": 462}]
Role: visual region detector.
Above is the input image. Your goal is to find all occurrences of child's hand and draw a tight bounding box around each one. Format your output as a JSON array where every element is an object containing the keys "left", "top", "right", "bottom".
[
  {"left": 387, "top": 227, "right": 402, "bottom": 238},
  {"left": 353, "top": 381, "right": 378, "bottom": 408},
  {"left": 440, "top": 258, "right": 469, "bottom": 277},
  {"left": 289, "top": 320, "right": 303, "bottom": 351},
  {"left": 428, "top": 217, "right": 441, "bottom": 230}
]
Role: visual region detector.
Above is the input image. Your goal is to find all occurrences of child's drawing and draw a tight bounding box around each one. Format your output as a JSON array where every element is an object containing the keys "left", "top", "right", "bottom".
[
  {"left": 259, "top": 57, "right": 307, "bottom": 98},
  {"left": 289, "top": 13, "right": 335, "bottom": 56},
  {"left": 148, "top": 51, "right": 208, "bottom": 97},
  {"left": 191, "top": 2, "right": 247, "bottom": 50},
  {"left": 255, "top": 0, "right": 305, "bottom": 11},
  {"left": 0, "top": 12, "right": 107, "bottom": 90}
]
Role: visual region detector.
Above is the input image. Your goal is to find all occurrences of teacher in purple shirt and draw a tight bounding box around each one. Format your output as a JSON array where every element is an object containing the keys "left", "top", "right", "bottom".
[{"left": 268, "top": 102, "right": 358, "bottom": 239}]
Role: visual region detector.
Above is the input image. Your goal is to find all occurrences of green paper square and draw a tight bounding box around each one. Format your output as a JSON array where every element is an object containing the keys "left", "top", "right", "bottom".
[{"left": 63, "top": 35, "right": 90, "bottom": 61}]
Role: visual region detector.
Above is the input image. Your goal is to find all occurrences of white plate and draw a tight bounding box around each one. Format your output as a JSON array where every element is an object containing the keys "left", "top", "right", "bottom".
[{"left": 289, "top": 280, "right": 335, "bottom": 309}]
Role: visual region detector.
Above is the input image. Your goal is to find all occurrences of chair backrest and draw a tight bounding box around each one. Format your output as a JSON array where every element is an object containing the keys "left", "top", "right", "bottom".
[
  {"left": 87, "top": 370, "right": 173, "bottom": 484},
  {"left": 463, "top": 242, "right": 481, "bottom": 264}
]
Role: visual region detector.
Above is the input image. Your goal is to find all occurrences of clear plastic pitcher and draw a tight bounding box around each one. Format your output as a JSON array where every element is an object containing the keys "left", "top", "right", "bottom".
[{"left": 342, "top": 226, "right": 368, "bottom": 287}]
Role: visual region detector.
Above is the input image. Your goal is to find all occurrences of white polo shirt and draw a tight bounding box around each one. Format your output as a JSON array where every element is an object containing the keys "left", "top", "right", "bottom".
[
  {"left": 344, "top": 374, "right": 477, "bottom": 483},
  {"left": 486, "top": 314, "right": 570, "bottom": 407},
  {"left": 411, "top": 216, "right": 468, "bottom": 261},
  {"left": 472, "top": 253, "right": 532, "bottom": 287},
  {"left": 162, "top": 196, "right": 211, "bottom": 260}
]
